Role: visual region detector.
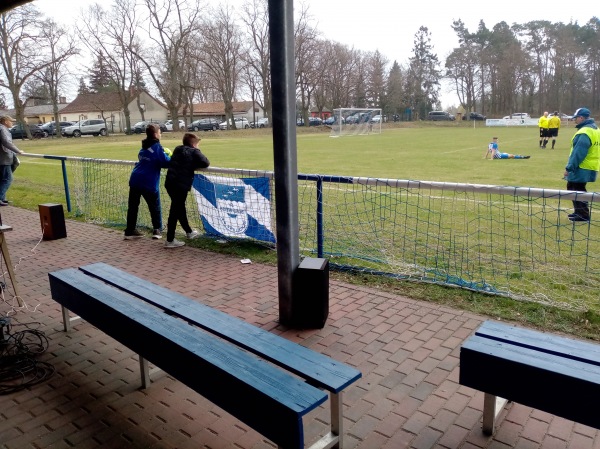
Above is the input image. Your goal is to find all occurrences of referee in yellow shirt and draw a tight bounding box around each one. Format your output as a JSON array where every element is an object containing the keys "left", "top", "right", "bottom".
[
  {"left": 548, "top": 111, "right": 561, "bottom": 149},
  {"left": 539, "top": 111, "right": 550, "bottom": 148}
]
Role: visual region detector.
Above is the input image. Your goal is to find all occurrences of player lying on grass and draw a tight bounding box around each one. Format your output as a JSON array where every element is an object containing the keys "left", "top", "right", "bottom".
[{"left": 484, "top": 137, "right": 530, "bottom": 159}]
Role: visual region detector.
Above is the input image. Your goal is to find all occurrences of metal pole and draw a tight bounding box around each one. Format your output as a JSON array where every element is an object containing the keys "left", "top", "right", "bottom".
[
  {"left": 317, "top": 177, "right": 323, "bottom": 258},
  {"left": 268, "top": 0, "right": 300, "bottom": 325}
]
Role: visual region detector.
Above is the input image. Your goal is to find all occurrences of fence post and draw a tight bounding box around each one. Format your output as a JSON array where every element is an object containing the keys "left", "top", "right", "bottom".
[
  {"left": 317, "top": 176, "right": 323, "bottom": 258},
  {"left": 60, "top": 159, "right": 71, "bottom": 212}
]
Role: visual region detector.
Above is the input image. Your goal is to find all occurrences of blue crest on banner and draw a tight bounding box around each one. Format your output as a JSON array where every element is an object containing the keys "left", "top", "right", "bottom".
[{"left": 192, "top": 174, "right": 276, "bottom": 243}]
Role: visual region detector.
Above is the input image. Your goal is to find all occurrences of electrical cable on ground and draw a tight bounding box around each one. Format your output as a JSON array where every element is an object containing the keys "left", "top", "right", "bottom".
[{"left": 0, "top": 319, "right": 55, "bottom": 395}]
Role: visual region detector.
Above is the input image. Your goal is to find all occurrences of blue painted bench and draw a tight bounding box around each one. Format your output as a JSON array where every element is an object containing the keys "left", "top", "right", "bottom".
[
  {"left": 49, "top": 263, "right": 362, "bottom": 449},
  {"left": 460, "top": 320, "right": 600, "bottom": 434}
]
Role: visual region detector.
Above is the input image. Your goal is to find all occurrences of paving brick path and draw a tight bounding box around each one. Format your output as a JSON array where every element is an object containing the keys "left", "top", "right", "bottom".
[{"left": 0, "top": 206, "right": 597, "bottom": 448}]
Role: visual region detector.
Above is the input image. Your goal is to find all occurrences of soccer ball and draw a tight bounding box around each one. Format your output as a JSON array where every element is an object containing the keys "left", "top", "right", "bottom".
[{"left": 163, "top": 147, "right": 172, "bottom": 157}]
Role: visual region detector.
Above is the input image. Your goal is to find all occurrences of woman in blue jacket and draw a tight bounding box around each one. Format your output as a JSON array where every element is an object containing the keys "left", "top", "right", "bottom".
[{"left": 124, "top": 124, "right": 171, "bottom": 239}]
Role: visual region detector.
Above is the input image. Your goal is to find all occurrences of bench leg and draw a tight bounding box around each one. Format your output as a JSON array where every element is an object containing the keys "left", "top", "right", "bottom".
[
  {"left": 482, "top": 393, "right": 508, "bottom": 435},
  {"left": 306, "top": 391, "right": 343, "bottom": 449},
  {"left": 61, "top": 306, "right": 81, "bottom": 332},
  {"left": 138, "top": 356, "right": 164, "bottom": 389},
  {"left": 140, "top": 356, "right": 150, "bottom": 389}
]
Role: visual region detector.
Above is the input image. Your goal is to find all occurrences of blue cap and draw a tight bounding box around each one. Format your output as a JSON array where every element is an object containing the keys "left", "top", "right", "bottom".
[{"left": 573, "top": 107, "right": 590, "bottom": 118}]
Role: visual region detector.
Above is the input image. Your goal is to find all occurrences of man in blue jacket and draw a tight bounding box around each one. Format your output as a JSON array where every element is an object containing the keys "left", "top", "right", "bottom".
[
  {"left": 563, "top": 108, "right": 600, "bottom": 222},
  {"left": 125, "top": 124, "right": 171, "bottom": 239}
]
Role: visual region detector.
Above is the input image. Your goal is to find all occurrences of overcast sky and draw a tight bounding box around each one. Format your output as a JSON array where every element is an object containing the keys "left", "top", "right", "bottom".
[{"left": 32, "top": 0, "right": 597, "bottom": 108}]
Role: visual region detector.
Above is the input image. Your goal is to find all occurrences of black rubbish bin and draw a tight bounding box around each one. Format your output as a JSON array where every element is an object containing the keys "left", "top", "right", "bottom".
[{"left": 291, "top": 257, "right": 329, "bottom": 329}]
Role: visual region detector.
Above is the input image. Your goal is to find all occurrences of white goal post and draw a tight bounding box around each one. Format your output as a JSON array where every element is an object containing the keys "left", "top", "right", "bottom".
[{"left": 329, "top": 108, "right": 382, "bottom": 137}]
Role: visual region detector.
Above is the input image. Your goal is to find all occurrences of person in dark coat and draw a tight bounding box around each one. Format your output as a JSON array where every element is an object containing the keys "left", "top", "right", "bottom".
[{"left": 164, "top": 133, "right": 210, "bottom": 247}]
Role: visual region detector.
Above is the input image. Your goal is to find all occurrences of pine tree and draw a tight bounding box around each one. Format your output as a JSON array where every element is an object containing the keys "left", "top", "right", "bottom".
[
  {"left": 405, "top": 26, "right": 441, "bottom": 119},
  {"left": 88, "top": 52, "right": 117, "bottom": 93},
  {"left": 386, "top": 61, "right": 404, "bottom": 116},
  {"left": 77, "top": 77, "right": 91, "bottom": 95}
]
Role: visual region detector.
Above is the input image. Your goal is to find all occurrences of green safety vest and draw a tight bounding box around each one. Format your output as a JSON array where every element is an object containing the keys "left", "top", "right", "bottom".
[{"left": 570, "top": 127, "right": 600, "bottom": 171}]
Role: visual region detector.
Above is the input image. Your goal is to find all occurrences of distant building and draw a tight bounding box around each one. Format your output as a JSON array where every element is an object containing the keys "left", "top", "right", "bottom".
[
  {"left": 59, "top": 90, "right": 167, "bottom": 133},
  {"left": 1, "top": 97, "right": 69, "bottom": 125}
]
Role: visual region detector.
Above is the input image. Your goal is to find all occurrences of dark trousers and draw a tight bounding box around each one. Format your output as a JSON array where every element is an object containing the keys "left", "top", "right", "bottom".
[
  {"left": 126, "top": 187, "right": 162, "bottom": 232},
  {"left": 166, "top": 185, "right": 192, "bottom": 241},
  {"left": 567, "top": 181, "right": 590, "bottom": 219}
]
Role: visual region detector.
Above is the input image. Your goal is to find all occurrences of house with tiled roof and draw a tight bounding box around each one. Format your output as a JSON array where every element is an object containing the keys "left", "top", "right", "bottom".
[
  {"left": 1, "top": 98, "right": 69, "bottom": 125},
  {"left": 183, "top": 101, "right": 264, "bottom": 122},
  {"left": 59, "top": 90, "right": 167, "bottom": 133}
]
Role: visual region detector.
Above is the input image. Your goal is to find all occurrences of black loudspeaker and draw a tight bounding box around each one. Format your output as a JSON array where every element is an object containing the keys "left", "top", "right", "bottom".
[
  {"left": 292, "top": 257, "right": 329, "bottom": 329},
  {"left": 39, "top": 203, "right": 67, "bottom": 240}
]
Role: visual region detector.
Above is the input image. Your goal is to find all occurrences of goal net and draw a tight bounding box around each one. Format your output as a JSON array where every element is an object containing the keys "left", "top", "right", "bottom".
[{"left": 329, "top": 108, "right": 382, "bottom": 137}]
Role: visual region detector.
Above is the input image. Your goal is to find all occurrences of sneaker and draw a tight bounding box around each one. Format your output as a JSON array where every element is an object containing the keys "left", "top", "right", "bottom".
[
  {"left": 152, "top": 229, "right": 162, "bottom": 240},
  {"left": 569, "top": 215, "right": 590, "bottom": 222},
  {"left": 124, "top": 229, "right": 144, "bottom": 240},
  {"left": 186, "top": 230, "right": 200, "bottom": 239},
  {"left": 523, "top": 156, "right": 531, "bottom": 159},
  {"left": 0, "top": 200, "right": 8, "bottom": 207},
  {"left": 165, "top": 239, "right": 185, "bottom": 248}
]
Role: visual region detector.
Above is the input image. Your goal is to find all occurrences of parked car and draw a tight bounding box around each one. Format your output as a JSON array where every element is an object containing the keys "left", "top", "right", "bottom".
[
  {"left": 250, "top": 117, "right": 269, "bottom": 128},
  {"left": 10, "top": 123, "right": 45, "bottom": 139},
  {"left": 345, "top": 112, "right": 371, "bottom": 124},
  {"left": 549, "top": 112, "right": 574, "bottom": 121},
  {"left": 370, "top": 115, "right": 382, "bottom": 123},
  {"left": 132, "top": 121, "right": 167, "bottom": 134},
  {"left": 188, "top": 118, "right": 221, "bottom": 131},
  {"left": 324, "top": 116, "right": 345, "bottom": 125},
  {"left": 296, "top": 117, "right": 323, "bottom": 127},
  {"left": 428, "top": 111, "right": 455, "bottom": 121},
  {"left": 164, "top": 119, "right": 185, "bottom": 131},
  {"left": 40, "top": 121, "right": 75, "bottom": 136},
  {"left": 63, "top": 119, "right": 108, "bottom": 137},
  {"left": 219, "top": 117, "right": 250, "bottom": 130},
  {"left": 463, "top": 112, "right": 486, "bottom": 121}
]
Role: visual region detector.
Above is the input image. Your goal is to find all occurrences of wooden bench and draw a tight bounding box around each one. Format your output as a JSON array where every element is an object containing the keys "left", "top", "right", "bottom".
[
  {"left": 459, "top": 320, "right": 600, "bottom": 434},
  {"left": 49, "top": 263, "right": 362, "bottom": 449}
]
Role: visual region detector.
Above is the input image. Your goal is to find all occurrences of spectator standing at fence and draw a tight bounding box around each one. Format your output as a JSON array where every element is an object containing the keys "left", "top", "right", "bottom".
[
  {"left": 124, "top": 124, "right": 171, "bottom": 240},
  {"left": 164, "top": 133, "right": 210, "bottom": 248},
  {"left": 539, "top": 111, "right": 550, "bottom": 148},
  {"left": 0, "top": 115, "right": 24, "bottom": 206},
  {"left": 563, "top": 108, "right": 600, "bottom": 222},
  {"left": 548, "top": 111, "right": 561, "bottom": 149},
  {"left": 484, "top": 137, "right": 530, "bottom": 159}
]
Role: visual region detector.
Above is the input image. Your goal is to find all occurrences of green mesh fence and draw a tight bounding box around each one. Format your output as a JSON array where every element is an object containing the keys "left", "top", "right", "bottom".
[{"left": 64, "top": 157, "right": 600, "bottom": 313}]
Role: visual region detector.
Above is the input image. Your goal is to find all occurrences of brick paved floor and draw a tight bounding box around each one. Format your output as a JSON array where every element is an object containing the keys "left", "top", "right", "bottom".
[{"left": 0, "top": 206, "right": 598, "bottom": 448}]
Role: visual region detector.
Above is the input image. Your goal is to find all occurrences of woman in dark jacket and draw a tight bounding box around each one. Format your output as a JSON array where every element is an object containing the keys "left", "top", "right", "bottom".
[{"left": 164, "top": 133, "right": 210, "bottom": 247}]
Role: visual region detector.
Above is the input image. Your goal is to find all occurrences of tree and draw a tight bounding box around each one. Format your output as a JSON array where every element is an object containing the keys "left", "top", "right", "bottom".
[
  {"left": 240, "top": 0, "right": 271, "bottom": 121},
  {"left": 135, "top": 0, "right": 202, "bottom": 132},
  {"left": 386, "top": 61, "right": 405, "bottom": 116},
  {"left": 36, "top": 18, "right": 79, "bottom": 137},
  {"left": 80, "top": 0, "right": 145, "bottom": 133},
  {"left": 77, "top": 77, "right": 91, "bottom": 95},
  {"left": 405, "top": 26, "right": 441, "bottom": 119},
  {"left": 199, "top": 6, "right": 244, "bottom": 129},
  {"left": 0, "top": 5, "right": 58, "bottom": 136},
  {"left": 446, "top": 20, "right": 481, "bottom": 112},
  {"left": 88, "top": 52, "right": 117, "bottom": 93},
  {"left": 365, "top": 50, "right": 388, "bottom": 108},
  {"left": 294, "top": 5, "right": 320, "bottom": 126}
]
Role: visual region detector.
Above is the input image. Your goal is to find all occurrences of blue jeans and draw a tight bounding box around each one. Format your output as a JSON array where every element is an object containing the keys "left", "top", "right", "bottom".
[{"left": 0, "top": 165, "right": 13, "bottom": 202}]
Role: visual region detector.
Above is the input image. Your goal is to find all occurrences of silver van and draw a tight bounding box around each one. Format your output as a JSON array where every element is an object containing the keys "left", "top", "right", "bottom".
[
  {"left": 428, "top": 111, "right": 455, "bottom": 121},
  {"left": 62, "top": 119, "right": 107, "bottom": 137}
]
